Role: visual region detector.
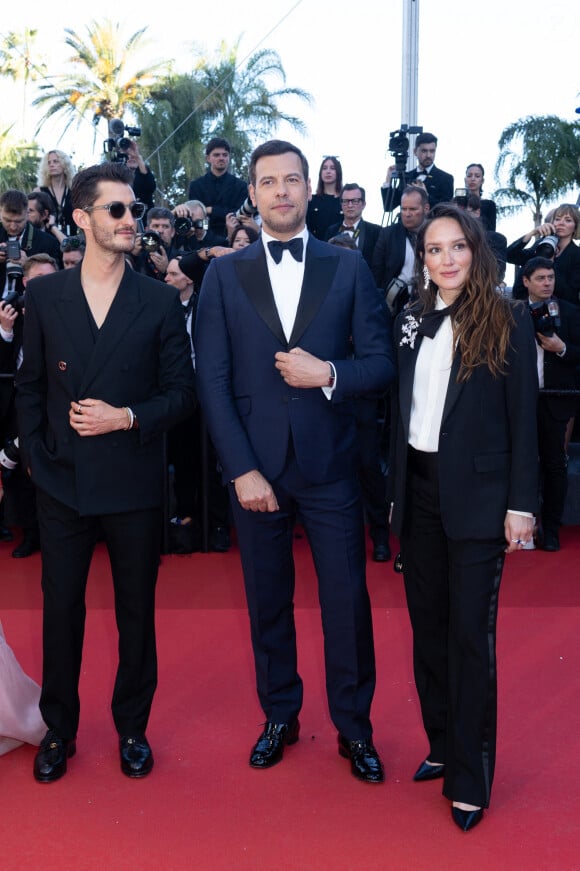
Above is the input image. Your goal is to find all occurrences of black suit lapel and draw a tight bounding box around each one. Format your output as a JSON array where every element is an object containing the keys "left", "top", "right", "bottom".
[
  {"left": 398, "top": 335, "right": 423, "bottom": 441},
  {"left": 288, "top": 241, "right": 339, "bottom": 347},
  {"left": 235, "top": 244, "right": 286, "bottom": 346},
  {"left": 54, "top": 267, "right": 95, "bottom": 386},
  {"left": 441, "top": 352, "right": 464, "bottom": 423}
]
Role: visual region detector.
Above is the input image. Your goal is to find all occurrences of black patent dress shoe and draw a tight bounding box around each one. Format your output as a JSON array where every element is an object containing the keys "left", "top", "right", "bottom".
[
  {"left": 120, "top": 735, "right": 154, "bottom": 778},
  {"left": 372, "top": 542, "right": 391, "bottom": 562},
  {"left": 338, "top": 735, "right": 385, "bottom": 783},
  {"left": 451, "top": 806, "right": 484, "bottom": 832},
  {"left": 34, "top": 730, "right": 76, "bottom": 783},
  {"left": 413, "top": 759, "right": 445, "bottom": 781},
  {"left": 249, "top": 719, "right": 300, "bottom": 769},
  {"left": 12, "top": 536, "right": 40, "bottom": 558},
  {"left": 0, "top": 525, "right": 13, "bottom": 542},
  {"left": 209, "top": 526, "right": 230, "bottom": 553}
]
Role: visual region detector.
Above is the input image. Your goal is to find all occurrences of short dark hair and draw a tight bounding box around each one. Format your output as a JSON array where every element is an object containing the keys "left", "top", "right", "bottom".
[
  {"left": 23, "top": 252, "right": 58, "bottom": 276},
  {"left": 401, "top": 185, "right": 429, "bottom": 206},
  {"left": 415, "top": 132, "right": 438, "bottom": 147},
  {"left": 328, "top": 232, "right": 357, "bottom": 250},
  {"left": 522, "top": 256, "right": 555, "bottom": 280},
  {"left": 0, "top": 189, "right": 28, "bottom": 214},
  {"left": 341, "top": 183, "right": 366, "bottom": 202},
  {"left": 71, "top": 163, "right": 134, "bottom": 211},
  {"left": 205, "top": 137, "right": 231, "bottom": 156},
  {"left": 248, "top": 140, "right": 309, "bottom": 188},
  {"left": 27, "top": 190, "right": 54, "bottom": 215},
  {"left": 147, "top": 207, "right": 175, "bottom": 226}
]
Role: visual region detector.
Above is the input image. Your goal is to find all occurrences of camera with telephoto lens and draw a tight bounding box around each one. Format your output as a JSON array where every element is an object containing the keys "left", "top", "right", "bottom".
[
  {"left": 1, "top": 239, "right": 21, "bottom": 260},
  {"left": 388, "top": 124, "right": 423, "bottom": 176},
  {"left": 529, "top": 299, "right": 560, "bottom": 338},
  {"left": 2, "top": 286, "right": 25, "bottom": 313},
  {"left": 0, "top": 437, "right": 20, "bottom": 472},
  {"left": 141, "top": 230, "right": 162, "bottom": 253},
  {"left": 535, "top": 235, "right": 559, "bottom": 259},
  {"left": 236, "top": 197, "right": 259, "bottom": 220},
  {"left": 103, "top": 118, "right": 142, "bottom": 164}
]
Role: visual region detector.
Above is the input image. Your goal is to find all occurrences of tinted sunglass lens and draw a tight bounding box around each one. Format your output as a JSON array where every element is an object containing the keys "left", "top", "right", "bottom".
[
  {"left": 108, "top": 201, "right": 127, "bottom": 219},
  {"left": 130, "top": 202, "right": 146, "bottom": 219}
]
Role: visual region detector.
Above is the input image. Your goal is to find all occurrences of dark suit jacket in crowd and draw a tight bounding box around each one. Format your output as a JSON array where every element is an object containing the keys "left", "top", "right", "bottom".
[
  {"left": 371, "top": 219, "right": 409, "bottom": 291},
  {"left": 0, "top": 222, "right": 62, "bottom": 293},
  {"left": 537, "top": 296, "right": 580, "bottom": 420},
  {"left": 389, "top": 302, "right": 539, "bottom": 541},
  {"left": 187, "top": 171, "right": 248, "bottom": 237},
  {"left": 325, "top": 219, "right": 381, "bottom": 269},
  {"left": 382, "top": 164, "right": 454, "bottom": 212},
  {"left": 16, "top": 265, "right": 196, "bottom": 516}
]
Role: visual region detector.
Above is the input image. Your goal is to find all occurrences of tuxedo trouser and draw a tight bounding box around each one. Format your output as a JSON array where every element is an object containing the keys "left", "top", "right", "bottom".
[
  {"left": 36, "top": 488, "right": 161, "bottom": 740},
  {"left": 537, "top": 397, "right": 569, "bottom": 532},
  {"left": 400, "top": 448, "right": 505, "bottom": 808},
  {"left": 229, "top": 453, "right": 376, "bottom": 740}
]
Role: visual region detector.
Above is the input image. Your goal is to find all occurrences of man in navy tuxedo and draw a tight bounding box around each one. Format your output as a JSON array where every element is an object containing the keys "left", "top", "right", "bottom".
[{"left": 195, "top": 140, "right": 395, "bottom": 783}]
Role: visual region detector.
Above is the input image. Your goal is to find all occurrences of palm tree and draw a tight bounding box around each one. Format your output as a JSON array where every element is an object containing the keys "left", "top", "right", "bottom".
[
  {"left": 0, "top": 125, "right": 42, "bottom": 191},
  {"left": 193, "top": 37, "right": 313, "bottom": 174},
  {"left": 494, "top": 115, "right": 580, "bottom": 225},
  {"left": 32, "top": 20, "right": 169, "bottom": 144},
  {"left": 0, "top": 29, "right": 47, "bottom": 134}
]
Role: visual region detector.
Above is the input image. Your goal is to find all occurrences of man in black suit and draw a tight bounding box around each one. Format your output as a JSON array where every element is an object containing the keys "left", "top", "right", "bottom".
[
  {"left": 187, "top": 137, "right": 248, "bottom": 238},
  {"left": 372, "top": 185, "right": 430, "bottom": 314},
  {"left": 381, "top": 132, "right": 454, "bottom": 212},
  {"left": 523, "top": 256, "right": 580, "bottom": 551},
  {"left": 195, "top": 140, "right": 395, "bottom": 783},
  {"left": 325, "top": 183, "right": 380, "bottom": 268},
  {"left": 16, "top": 162, "right": 196, "bottom": 783}
]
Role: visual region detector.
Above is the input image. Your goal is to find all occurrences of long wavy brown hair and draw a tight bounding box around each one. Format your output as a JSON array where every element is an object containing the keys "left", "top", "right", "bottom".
[{"left": 414, "top": 204, "right": 515, "bottom": 381}]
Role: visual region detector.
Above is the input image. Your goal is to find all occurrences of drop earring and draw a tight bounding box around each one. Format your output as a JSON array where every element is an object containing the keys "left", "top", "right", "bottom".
[{"left": 423, "top": 265, "right": 431, "bottom": 290}]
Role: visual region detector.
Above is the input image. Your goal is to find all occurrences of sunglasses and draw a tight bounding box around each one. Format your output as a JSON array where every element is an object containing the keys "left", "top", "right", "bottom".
[{"left": 83, "top": 200, "right": 146, "bottom": 220}]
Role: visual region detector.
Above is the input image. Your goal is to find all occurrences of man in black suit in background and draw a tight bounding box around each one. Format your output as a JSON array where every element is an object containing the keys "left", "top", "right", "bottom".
[
  {"left": 187, "top": 137, "right": 248, "bottom": 238},
  {"left": 16, "top": 163, "right": 196, "bottom": 783},
  {"left": 523, "top": 256, "right": 580, "bottom": 551},
  {"left": 325, "top": 184, "right": 381, "bottom": 268},
  {"left": 381, "top": 132, "right": 454, "bottom": 212}
]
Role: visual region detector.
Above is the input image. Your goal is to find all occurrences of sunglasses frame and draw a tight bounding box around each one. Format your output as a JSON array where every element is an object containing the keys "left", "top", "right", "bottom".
[{"left": 83, "top": 200, "right": 146, "bottom": 220}]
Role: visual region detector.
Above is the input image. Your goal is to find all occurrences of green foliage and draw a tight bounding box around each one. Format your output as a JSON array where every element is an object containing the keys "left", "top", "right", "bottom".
[
  {"left": 0, "top": 126, "right": 42, "bottom": 191},
  {"left": 494, "top": 115, "right": 580, "bottom": 224}
]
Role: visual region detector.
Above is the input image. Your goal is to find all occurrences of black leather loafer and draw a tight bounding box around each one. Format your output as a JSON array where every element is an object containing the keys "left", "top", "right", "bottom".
[
  {"left": 338, "top": 735, "right": 385, "bottom": 783},
  {"left": 120, "top": 735, "right": 154, "bottom": 778},
  {"left": 541, "top": 530, "right": 560, "bottom": 552},
  {"left": 249, "top": 719, "right": 300, "bottom": 769},
  {"left": 451, "top": 806, "right": 484, "bottom": 832},
  {"left": 413, "top": 759, "right": 445, "bottom": 781},
  {"left": 12, "top": 536, "right": 40, "bottom": 558},
  {"left": 34, "top": 730, "right": 76, "bottom": 783}
]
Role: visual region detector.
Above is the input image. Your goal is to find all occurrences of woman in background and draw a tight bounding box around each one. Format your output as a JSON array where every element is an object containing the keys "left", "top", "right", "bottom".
[
  {"left": 464, "top": 163, "right": 497, "bottom": 231},
  {"left": 36, "top": 149, "right": 77, "bottom": 234},
  {"left": 389, "top": 204, "right": 538, "bottom": 831},
  {"left": 306, "top": 155, "right": 343, "bottom": 239}
]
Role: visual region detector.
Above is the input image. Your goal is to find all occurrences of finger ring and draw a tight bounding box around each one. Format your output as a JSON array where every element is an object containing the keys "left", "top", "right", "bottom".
[
  {"left": 511, "top": 538, "right": 522, "bottom": 544},
  {"left": 77, "top": 405, "right": 82, "bottom": 414}
]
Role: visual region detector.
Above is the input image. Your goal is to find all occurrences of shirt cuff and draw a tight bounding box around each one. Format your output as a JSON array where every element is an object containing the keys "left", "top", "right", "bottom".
[
  {"left": 0, "top": 326, "right": 14, "bottom": 342},
  {"left": 321, "top": 361, "right": 337, "bottom": 400},
  {"left": 507, "top": 509, "right": 534, "bottom": 518}
]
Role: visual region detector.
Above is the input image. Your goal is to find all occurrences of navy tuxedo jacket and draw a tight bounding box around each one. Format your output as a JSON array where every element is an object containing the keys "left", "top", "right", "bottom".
[
  {"left": 194, "top": 236, "right": 395, "bottom": 486},
  {"left": 16, "top": 265, "right": 196, "bottom": 515},
  {"left": 389, "top": 302, "right": 539, "bottom": 540}
]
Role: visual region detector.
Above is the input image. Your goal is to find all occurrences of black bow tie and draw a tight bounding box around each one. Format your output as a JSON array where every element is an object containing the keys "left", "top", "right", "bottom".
[
  {"left": 267, "top": 237, "right": 304, "bottom": 264},
  {"left": 417, "top": 303, "right": 457, "bottom": 339}
]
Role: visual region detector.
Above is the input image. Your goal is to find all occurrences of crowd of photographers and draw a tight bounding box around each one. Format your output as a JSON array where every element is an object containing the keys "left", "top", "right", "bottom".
[{"left": 1, "top": 130, "right": 580, "bottom": 557}]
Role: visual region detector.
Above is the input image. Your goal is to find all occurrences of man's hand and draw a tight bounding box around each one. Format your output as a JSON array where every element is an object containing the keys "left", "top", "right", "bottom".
[
  {"left": 275, "top": 347, "right": 331, "bottom": 389},
  {"left": 69, "top": 399, "right": 129, "bottom": 437},
  {"left": 0, "top": 301, "right": 18, "bottom": 332},
  {"left": 149, "top": 247, "right": 169, "bottom": 275},
  {"left": 234, "top": 469, "right": 279, "bottom": 512},
  {"left": 536, "top": 332, "right": 565, "bottom": 355},
  {"left": 504, "top": 512, "right": 535, "bottom": 553}
]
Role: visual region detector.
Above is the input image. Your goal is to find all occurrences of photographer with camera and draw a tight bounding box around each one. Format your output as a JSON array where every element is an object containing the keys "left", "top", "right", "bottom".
[
  {"left": 132, "top": 207, "right": 181, "bottom": 281},
  {"left": 372, "top": 185, "right": 430, "bottom": 315},
  {"left": 523, "top": 256, "right": 580, "bottom": 551},
  {"left": 172, "top": 200, "right": 230, "bottom": 288},
  {"left": 61, "top": 236, "right": 86, "bottom": 269},
  {"left": 187, "top": 138, "right": 248, "bottom": 238},
  {"left": 1, "top": 190, "right": 62, "bottom": 300},
  {"left": 381, "top": 131, "right": 454, "bottom": 213},
  {"left": 1, "top": 254, "right": 58, "bottom": 557}
]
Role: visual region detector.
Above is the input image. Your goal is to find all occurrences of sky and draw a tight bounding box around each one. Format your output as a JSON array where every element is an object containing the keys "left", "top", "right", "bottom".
[{"left": 1, "top": 0, "right": 579, "bottom": 248}]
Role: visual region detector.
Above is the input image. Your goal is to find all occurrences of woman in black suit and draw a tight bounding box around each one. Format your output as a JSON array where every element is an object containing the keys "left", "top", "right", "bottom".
[
  {"left": 389, "top": 204, "right": 538, "bottom": 831},
  {"left": 464, "top": 163, "right": 497, "bottom": 231}
]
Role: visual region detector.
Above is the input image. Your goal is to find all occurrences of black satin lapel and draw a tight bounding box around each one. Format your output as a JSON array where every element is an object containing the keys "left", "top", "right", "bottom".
[
  {"left": 398, "top": 336, "right": 423, "bottom": 441},
  {"left": 441, "top": 352, "right": 464, "bottom": 423},
  {"left": 235, "top": 251, "right": 286, "bottom": 346},
  {"left": 78, "top": 269, "right": 141, "bottom": 396},
  {"left": 288, "top": 252, "right": 339, "bottom": 347}
]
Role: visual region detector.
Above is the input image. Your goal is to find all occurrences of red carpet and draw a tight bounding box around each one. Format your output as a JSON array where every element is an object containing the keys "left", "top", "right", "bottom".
[{"left": 1, "top": 527, "right": 580, "bottom": 870}]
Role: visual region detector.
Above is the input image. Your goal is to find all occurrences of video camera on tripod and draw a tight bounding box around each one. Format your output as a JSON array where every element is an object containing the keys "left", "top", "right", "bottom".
[
  {"left": 103, "top": 118, "right": 142, "bottom": 164},
  {"left": 388, "top": 124, "right": 423, "bottom": 180}
]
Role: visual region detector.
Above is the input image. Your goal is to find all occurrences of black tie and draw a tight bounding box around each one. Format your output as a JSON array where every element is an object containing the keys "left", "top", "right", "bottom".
[
  {"left": 416, "top": 302, "right": 458, "bottom": 339},
  {"left": 267, "top": 238, "right": 304, "bottom": 264}
]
